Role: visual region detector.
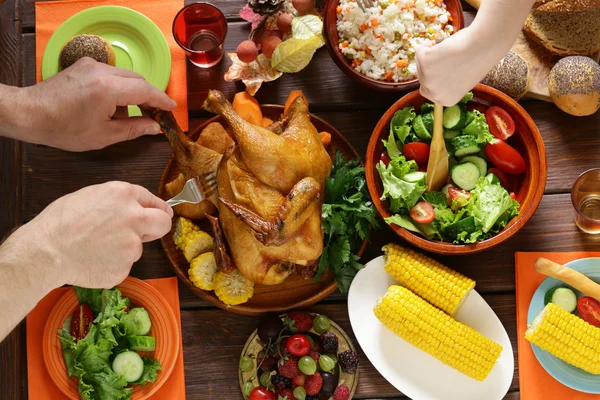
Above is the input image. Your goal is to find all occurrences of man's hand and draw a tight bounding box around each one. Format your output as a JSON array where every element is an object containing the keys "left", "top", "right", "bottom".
[{"left": 5, "top": 57, "right": 176, "bottom": 151}]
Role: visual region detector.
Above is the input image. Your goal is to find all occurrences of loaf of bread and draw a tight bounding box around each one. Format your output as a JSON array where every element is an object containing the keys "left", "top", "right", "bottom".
[
  {"left": 533, "top": 0, "right": 600, "bottom": 12},
  {"left": 482, "top": 51, "right": 530, "bottom": 101},
  {"left": 548, "top": 56, "right": 600, "bottom": 116},
  {"left": 59, "top": 34, "right": 116, "bottom": 70}
]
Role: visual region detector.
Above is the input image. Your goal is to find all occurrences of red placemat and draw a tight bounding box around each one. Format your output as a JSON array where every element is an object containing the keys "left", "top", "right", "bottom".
[
  {"left": 515, "top": 252, "right": 600, "bottom": 400},
  {"left": 35, "top": 0, "right": 189, "bottom": 131},
  {"left": 25, "top": 277, "right": 186, "bottom": 399}
]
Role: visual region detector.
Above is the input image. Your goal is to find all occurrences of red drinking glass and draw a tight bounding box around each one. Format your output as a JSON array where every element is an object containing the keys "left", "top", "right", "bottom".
[{"left": 172, "top": 3, "right": 227, "bottom": 68}]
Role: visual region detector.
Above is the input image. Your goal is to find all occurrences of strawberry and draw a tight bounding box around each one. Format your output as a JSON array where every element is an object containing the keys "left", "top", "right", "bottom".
[
  {"left": 304, "top": 372, "right": 323, "bottom": 395},
  {"left": 309, "top": 351, "right": 319, "bottom": 363},
  {"left": 276, "top": 387, "right": 294, "bottom": 400},
  {"left": 333, "top": 384, "right": 351, "bottom": 400},
  {"left": 278, "top": 356, "right": 300, "bottom": 378},
  {"left": 291, "top": 374, "right": 306, "bottom": 387},
  {"left": 286, "top": 312, "right": 313, "bottom": 333}
]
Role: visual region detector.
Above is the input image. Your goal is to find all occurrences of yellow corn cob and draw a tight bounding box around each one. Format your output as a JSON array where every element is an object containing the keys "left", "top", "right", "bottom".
[
  {"left": 214, "top": 270, "right": 254, "bottom": 306},
  {"left": 526, "top": 303, "right": 600, "bottom": 374},
  {"left": 173, "top": 217, "right": 215, "bottom": 262},
  {"left": 188, "top": 252, "right": 218, "bottom": 291},
  {"left": 374, "top": 286, "right": 502, "bottom": 381},
  {"left": 382, "top": 243, "right": 475, "bottom": 316}
]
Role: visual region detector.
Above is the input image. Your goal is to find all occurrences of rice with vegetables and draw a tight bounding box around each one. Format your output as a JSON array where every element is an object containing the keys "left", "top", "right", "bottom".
[{"left": 336, "top": 0, "right": 454, "bottom": 82}]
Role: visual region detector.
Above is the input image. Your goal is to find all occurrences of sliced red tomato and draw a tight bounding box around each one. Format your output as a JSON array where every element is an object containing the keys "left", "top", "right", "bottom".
[
  {"left": 577, "top": 296, "right": 600, "bottom": 327},
  {"left": 485, "top": 140, "right": 526, "bottom": 175},
  {"left": 486, "top": 106, "right": 515, "bottom": 140},
  {"left": 488, "top": 167, "right": 510, "bottom": 189},
  {"left": 403, "top": 142, "right": 430, "bottom": 165},
  {"left": 380, "top": 151, "right": 391, "bottom": 166},
  {"left": 70, "top": 304, "right": 93, "bottom": 341},
  {"left": 409, "top": 201, "right": 435, "bottom": 224},
  {"left": 466, "top": 102, "right": 489, "bottom": 114},
  {"left": 510, "top": 192, "right": 517, "bottom": 201},
  {"left": 448, "top": 187, "right": 471, "bottom": 201}
]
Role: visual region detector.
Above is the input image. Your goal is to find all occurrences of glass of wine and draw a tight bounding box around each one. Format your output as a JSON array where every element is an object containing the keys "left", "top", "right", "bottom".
[
  {"left": 172, "top": 3, "right": 228, "bottom": 68},
  {"left": 571, "top": 168, "right": 600, "bottom": 234}
]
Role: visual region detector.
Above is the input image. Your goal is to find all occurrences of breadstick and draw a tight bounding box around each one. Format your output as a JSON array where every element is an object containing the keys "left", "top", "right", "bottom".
[{"left": 534, "top": 258, "right": 600, "bottom": 300}]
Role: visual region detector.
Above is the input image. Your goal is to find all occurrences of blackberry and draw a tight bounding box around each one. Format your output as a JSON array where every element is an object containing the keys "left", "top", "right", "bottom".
[
  {"left": 320, "top": 332, "right": 339, "bottom": 353},
  {"left": 338, "top": 350, "right": 359, "bottom": 373},
  {"left": 271, "top": 373, "right": 291, "bottom": 389},
  {"left": 306, "top": 396, "right": 319, "bottom": 400}
]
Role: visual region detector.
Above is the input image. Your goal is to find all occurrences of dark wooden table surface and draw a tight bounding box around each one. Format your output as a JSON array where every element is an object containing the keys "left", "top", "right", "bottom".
[{"left": 2, "top": 0, "right": 600, "bottom": 399}]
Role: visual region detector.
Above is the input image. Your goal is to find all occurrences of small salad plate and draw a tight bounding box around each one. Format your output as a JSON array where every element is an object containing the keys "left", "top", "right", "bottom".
[
  {"left": 527, "top": 258, "right": 600, "bottom": 394},
  {"left": 41, "top": 5, "right": 171, "bottom": 117},
  {"left": 348, "top": 255, "right": 514, "bottom": 400}
]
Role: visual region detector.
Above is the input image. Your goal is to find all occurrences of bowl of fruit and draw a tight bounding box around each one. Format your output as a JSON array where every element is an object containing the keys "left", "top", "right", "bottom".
[{"left": 238, "top": 312, "right": 359, "bottom": 399}]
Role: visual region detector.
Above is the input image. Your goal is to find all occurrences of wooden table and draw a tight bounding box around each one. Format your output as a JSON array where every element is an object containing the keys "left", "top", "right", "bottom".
[{"left": 2, "top": 1, "right": 600, "bottom": 398}]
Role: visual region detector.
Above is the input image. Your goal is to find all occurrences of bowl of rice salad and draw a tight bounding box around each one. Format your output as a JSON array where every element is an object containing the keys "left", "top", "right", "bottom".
[{"left": 324, "top": 0, "right": 464, "bottom": 92}]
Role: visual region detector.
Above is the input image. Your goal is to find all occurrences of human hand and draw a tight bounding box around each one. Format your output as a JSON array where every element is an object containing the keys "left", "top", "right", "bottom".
[
  {"left": 10, "top": 181, "right": 173, "bottom": 289},
  {"left": 14, "top": 57, "right": 177, "bottom": 151}
]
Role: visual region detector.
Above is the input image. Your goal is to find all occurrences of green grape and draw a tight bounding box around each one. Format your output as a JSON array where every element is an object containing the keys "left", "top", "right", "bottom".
[
  {"left": 239, "top": 356, "right": 254, "bottom": 372},
  {"left": 318, "top": 354, "right": 336, "bottom": 372},
  {"left": 293, "top": 386, "right": 306, "bottom": 400},
  {"left": 298, "top": 356, "right": 317, "bottom": 375},
  {"left": 242, "top": 381, "right": 254, "bottom": 397},
  {"left": 312, "top": 315, "right": 330, "bottom": 334},
  {"left": 260, "top": 371, "right": 273, "bottom": 389}
]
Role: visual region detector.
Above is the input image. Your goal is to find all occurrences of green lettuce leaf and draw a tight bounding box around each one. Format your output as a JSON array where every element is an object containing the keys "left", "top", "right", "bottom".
[
  {"left": 467, "top": 177, "right": 520, "bottom": 233},
  {"left": 390, "top": 106, "right": 416, "bottom": 145},
  {"left": 134, "top": 357, "right": 162, "bottom": 386},
  {"left": 376, "top": 159, "right": 425, "bottom": 212},
  {"left": 459, "top": 92, "right": 474, "bottom": 104},
  {"left": 74, "top": 287, "right": 103, "bottom": 315},
  {"left": 382, "top": 130, "right": 402, "bottom": 158},
  {"left": 462, "top": 110, "right": 494, "bottom": 144}
]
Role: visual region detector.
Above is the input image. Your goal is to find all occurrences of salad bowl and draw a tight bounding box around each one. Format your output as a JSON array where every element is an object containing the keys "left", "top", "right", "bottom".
[{"left": 365, "top": 84, "right": 547, "bottom": 255}]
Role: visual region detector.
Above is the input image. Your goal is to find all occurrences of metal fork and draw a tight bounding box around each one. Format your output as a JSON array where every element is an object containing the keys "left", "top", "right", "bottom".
[
  {"left": 357, "top": 0, "right": 374, "bottom": 12},
  {"left": 166, "top": 173, "right": 217, "bottom": 207}
]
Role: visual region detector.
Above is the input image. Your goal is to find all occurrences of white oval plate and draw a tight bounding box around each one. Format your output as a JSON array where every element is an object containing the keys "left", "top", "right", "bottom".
[{"left": 348, "top": 255, "right": 514, "bottom": 400}]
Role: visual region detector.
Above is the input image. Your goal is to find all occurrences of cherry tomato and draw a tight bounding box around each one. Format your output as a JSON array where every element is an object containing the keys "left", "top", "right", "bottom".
[
  {"left": 488, "top": 167, "right": 510, "bottom": 189},
  {"left": 448, "top": 187, "right": 472, "bottom": 202},
  {"left": 286, "top": 334, "right": 311, "bottom": 357},
  {"left": 485, "top": 140, "right": 526, "bottom": 175},
  {"left": 380, "top": 151, "right": 391, "bottom": 167},
  {"left": 577, "top": 297, "right": 600, "bottom": 327},
  {"left": 70, "top": 304, "right": 93, "bottom": 341},
  {"left": 486, "top": 106, "right": 515, "bottom": 140},
  {"left": 249, "top": 387, "right": 276, "bottom": 400},
  {"left": 510, "top": 192, "right": 517, "bottom": 201},
  {"left": 409, "top": 201, "right": 435, "bottom": 224},
  {"left": 403, "top": 142, "right": 430, "bottom": 165},
  {"left": 466, "top": 102, "right": 489, "bottom": 114}
]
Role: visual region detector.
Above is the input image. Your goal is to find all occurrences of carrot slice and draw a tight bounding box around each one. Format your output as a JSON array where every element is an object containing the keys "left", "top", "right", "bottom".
[
  {"left": 232, "top": 92, "right": 263, "bottom": 126},
  {"left": 319, "top": 131, "right": 332, "bottom": 147},
  {"left": 284, "top": 90, "right": 308, "bottom": 115},
  {"left": 262, "top": 117, "right": 273, "bottom": 127}
]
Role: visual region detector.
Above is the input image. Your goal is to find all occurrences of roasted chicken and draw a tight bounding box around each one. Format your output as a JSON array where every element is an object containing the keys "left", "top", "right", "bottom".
[{"left": 155, "top": 90, "right": 331, "bottom": 285}]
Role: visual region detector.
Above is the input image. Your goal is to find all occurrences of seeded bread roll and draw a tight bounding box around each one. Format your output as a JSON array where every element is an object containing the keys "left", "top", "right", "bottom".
[
  {"left": 548, "top": 56, "right": 600, "bottom": 116},
  {"left": 59, "top": 34, "right": 116, "bottom": 70},
  {"left": 482, "top": 51, "right": 530, "bottom": 101}
]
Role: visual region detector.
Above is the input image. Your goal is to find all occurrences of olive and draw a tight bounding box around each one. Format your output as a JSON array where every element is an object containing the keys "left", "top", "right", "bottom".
[{"left": 319, "top": 372, "right": 339, "bottom": 395}]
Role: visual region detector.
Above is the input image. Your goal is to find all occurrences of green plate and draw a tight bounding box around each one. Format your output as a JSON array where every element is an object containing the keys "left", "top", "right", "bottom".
[{"left": 42, "top": 5, "right": 171, "bottom": 116}]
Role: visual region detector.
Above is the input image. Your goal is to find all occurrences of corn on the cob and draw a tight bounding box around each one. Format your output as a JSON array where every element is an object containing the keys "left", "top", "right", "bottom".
[
  {"left": 382, "top": 243, "right": 475, "bottom": 316},
  {"left": 374, "top": 285, "right": 502, "bottom": 381},
  {"left": 214, "top": 270, "right": 254, "bottom": 306},
  {"left": 526, "top": 303, "right": 600, "bottom": 374},
  {"left": 188, "top": 252, "right": 218, "bottom": 290},
  {"left": 173, "top": 217, "right": 215, "bottom": 262}
]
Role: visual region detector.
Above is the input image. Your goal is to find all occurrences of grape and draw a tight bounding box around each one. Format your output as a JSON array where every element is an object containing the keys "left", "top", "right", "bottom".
[
  {"left": 312, "top": 315, "right": 330, "bottom": 334},
  {"left": 260, "top": 371, "right": 273, "bottom": 389},
  {"left": 293, "top": 386, "right": 306, "bottom": 400},
  {"left": 319, "top": 372, "right": 339, "bottom": 396},
  {"left": 242, "top": 381, "right": 255, "bottom": 397},
  {"left": 258, "top": 314, "right": 283, "bottom": 342},
  {"left": 318, "top": 354, "right": 336, "bottom": 372},
  {"left": 239, "top": 356, "right": 254, "bottom": 372},
  {"left": 298, "top": 356, "right": 317, "bottom": 375}
]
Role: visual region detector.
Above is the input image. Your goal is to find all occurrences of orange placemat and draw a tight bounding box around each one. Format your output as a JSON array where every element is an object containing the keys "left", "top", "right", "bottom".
[
  {"left": 26, "top": 277, "right": 186, "bottom": 400},
  {"left": 35, "top": 0, "right": 189, "bottom": 131},
  {"left": 515, "top": 252, "right": 600, "bottom": 400}
]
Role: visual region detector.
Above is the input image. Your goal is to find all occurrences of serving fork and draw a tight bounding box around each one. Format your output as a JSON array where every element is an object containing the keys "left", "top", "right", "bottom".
[
  {"left": 357, "top": 0, "right": 374, "bottom": 12},
  {"left": 166, "top": 172, "right": 218, "bottom": 207}
]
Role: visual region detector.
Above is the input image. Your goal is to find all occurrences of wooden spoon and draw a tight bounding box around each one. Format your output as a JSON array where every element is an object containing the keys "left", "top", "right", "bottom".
[
  {"left": 534, "top": 258, "right": 600, "bottom": 300},
  {"left": 426, "top": 103, "right": 448, "bottom": 192}
]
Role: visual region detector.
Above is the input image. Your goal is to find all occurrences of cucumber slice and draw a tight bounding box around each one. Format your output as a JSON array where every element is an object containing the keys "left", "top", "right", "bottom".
[
  {"left": 112, "top": 351, "right": 144, "bottom": 382},
  {"left": 450, "top": 136, "right": 480, "bottom": 158},
  {"left": 545, "top": 288, "right": 577, "bottom": 313},
  {"left": 485, "top": 172, "right": 500, "bottom": 185},
  {"left": 122, "top": 308, "right": 152, "bottom": 336},
  {"left": 460, "top": 156, "right": 487, "bottom": 177},
  {"left": 413, "top": 115, "right": 432, "bottom": 141},
  {"left": 443, "top": 216, "right": 476, "bottom": 241},
  {"left": 403, "top": 171, "right": 426, "bottom": 183},
  {"left": 127, "top": 335, "right": 156, "bottom": 352},
  {"left": 443, "top": 105, "right": 466, "bottom": 129},
  {"left": 451, "top": 162, "right": 480, "bottom": 191},
  {"left": 443, "top": 130, "right": 459, "bottom": 140}
]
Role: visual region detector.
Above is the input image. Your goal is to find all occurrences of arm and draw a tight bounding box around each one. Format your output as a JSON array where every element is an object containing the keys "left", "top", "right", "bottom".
[
  {"left": 416, "top": 0, "right": 536, "bottom": 106},
  {"left": 0, "top": 181, "right": 173, "bottom": 341},
  {"left": 0, "top": 57, "right": 177, "bottom": 151}
]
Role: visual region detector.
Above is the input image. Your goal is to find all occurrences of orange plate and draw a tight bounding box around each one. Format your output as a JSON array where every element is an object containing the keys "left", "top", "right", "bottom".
[
  {"left": 365, "top": 84, "right": 547, "bottom": 255},
  {"left": 158, "top": 105, "right": 364, "bottom": 316},
  {"left": 42, "top": 277, "right": 180, "bottom": 400}
]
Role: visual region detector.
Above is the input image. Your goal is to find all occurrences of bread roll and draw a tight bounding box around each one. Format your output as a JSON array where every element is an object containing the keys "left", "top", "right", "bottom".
[
  {"left": 59, "top": 34, "right": 116, "bottom": 70},
  {"left": 482, "top": 51, "right": 530, "bottom": 100},
  {"left": 533, "top": 0, "right": 600, "bottom": 12},
  {"left": 548, "top": 56, "right": 600, "bottom": 116}
]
